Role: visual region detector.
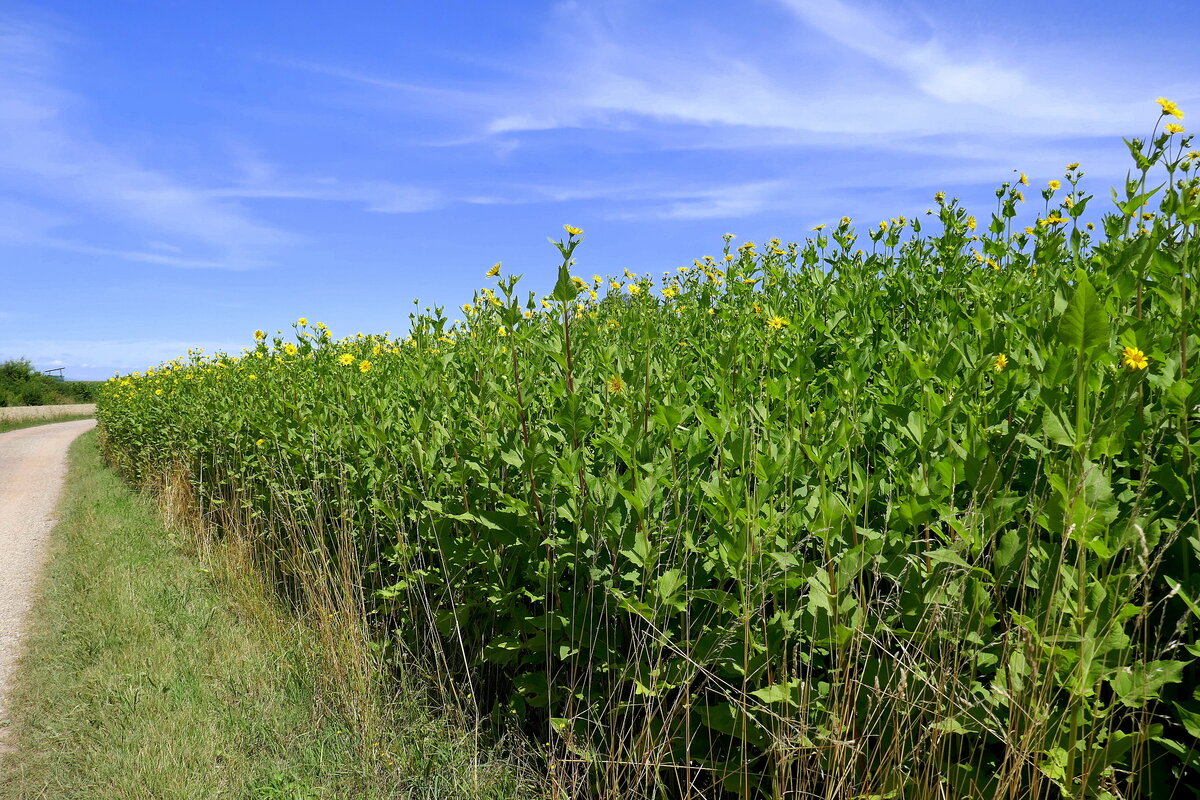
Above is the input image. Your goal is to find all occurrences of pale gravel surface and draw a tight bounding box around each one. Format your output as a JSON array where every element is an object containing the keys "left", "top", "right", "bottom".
[
  {"left": 0, "top": 418, "right": 96, "bottom": 752},
  {"left": 0, "top": 404, "right": 95, "bottom": 423}
]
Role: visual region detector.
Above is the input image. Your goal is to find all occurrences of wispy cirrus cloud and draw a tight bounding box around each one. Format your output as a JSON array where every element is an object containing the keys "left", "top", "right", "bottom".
[
  {"left": 458, "top": 176, "right": 785, "bottom": 221},
  {"left": 475, "top": 0, "right": 1155, "bottom": 142},
  {"left": 207, "top": 179, "right": 444, "bottom": 214},
  {"left": 0, "top": 16, "right": 293, "bottom": 268},
  {"left": 265, "top": 0, "right": 1169, "bottom": 203}
]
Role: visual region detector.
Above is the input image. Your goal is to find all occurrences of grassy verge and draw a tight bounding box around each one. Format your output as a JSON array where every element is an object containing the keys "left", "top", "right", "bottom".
[
  {"left": 0, "top": 431, "right": 533, "bottom": 800},
  {"left": 0, "top": 414, "right": 94, "bottom": 436}
]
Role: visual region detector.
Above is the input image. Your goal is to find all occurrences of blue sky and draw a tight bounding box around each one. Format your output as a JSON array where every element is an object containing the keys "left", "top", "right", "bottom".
[{"left": 1, "top": 0, "right": 1196, "bottom": 379}]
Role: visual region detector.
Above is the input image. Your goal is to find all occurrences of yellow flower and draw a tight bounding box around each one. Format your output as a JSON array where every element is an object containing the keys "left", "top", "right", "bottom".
[
  {"left": 840, "top": 215, "right": 852, "bottom": 224},
  {"left": 359, "top": 360, "right": 372, "bottom": 372},
  {"left": 297, "top": 317, "right": 308, "bottom": 326},
  {"left": 338, "top": 353, "right": 355, "bottom": 366},
  {"left": 1122, "top": 346, "right": 1149, "bottom": 371},
  {"left": 1048, "top": 180, "right": 1061, "bottom": 190},
  {"left": 254, "top": 329, "right": 266, "bottom": 341},
  {"left": 1065, "top": 162, "right": 1080, "bottom": 171},
  {"left": 563, "top": 224, "right": 584, "bottom": 236},
  {"left": 497, "top": 326, "right": 508, "bottom": 337},
  {"left": 752, "top": 303, "right": 763, "bottom": 314},
  {"left": 1018, "top": 172, "right": 1029, "bottom": 186},
  {"left": 1016, "top": 191, "right": 1025, "bottom": 202},
  {"left": 966, "top": 216, "right": 977, "bottom": 231},
  {"left": 248, "top": 374, "right": 258, "bottom": 380},
  {"left": 766, "top": 315, "right": 789, "bottom": 330},
  {"left": 628, "top": 284, "right": 642, "bottom": 295},
  {"left": 571, "top": 275, "right": 587, "bottom": 288},
  {"left": 607, "top": 375, "right": 625, "bottom": 394},
  {"left": 256, "top": 439, "right": 265, "bottom": 447},
  {"left": 1166, "top": 123, "right": 1185, "bottom": 134},
  {"left": 993, "top": 353, "right": 1008, "bottom": 372},
  {"left": 1157, "top": 97, "right": 1184, "bottom": 120},
  {"left": 662, "top": 286, "right": 678, "bottom": 299},
  {"left": 486, "top": 262, "right": 501, "bottom": 278},
  {"left": 283, "top": 343, "right": 298, "bottom": 356},
  {"left": 812, "top": 224, "right": 826, "bottom": 231}
]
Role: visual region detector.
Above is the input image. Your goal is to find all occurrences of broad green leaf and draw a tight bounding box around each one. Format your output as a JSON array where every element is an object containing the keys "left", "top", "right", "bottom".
[
  {"left": 749, "top": 679, "right": 803, "bottom": 707},
  {"left": 1057, "top": 272, "right": 1109, "bottom": 355},
  {"left": 1111, "top": 660, "right": 1189, "bottom": 707}
]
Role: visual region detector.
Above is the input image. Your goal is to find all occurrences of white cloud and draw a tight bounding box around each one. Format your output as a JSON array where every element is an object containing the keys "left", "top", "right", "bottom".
[
  {"left": 207, "top": 180, "right": 444, "bottom": 214},
  {"left": 446, "top": 0, "right": 1159, "bottom": 146},
  {"left": 0, "top": 17, "right": 294, "bottom": 268},
  {"left": 611, "top": 181, "right": 786, "bottom": 221},
  {"left": 774, "top": 0, "right": 1139, "bottom": 125},
  {"left": 456, "top": 176, "right": 783, "bottom": 221},
  {"left": 34, "top": 239, "right": 245, "bottom": 270}
]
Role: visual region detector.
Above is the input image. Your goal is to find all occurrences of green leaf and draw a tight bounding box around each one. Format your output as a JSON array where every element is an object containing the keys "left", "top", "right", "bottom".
[
  {"left": 749, "top": 679, "right": 803, "bottom": 707},
  {"left": 655, "top": 568, "right": 687, "bottom": 611},
  {"left": 1042, "top": 409, "right": 1076, "bottom": 447},
  {"left": 1057, "top": 272, "right": 1109, "bottom": 355},
  {"left": 993, "top": 530, "right": 1021, "bottom": 570},
  {"left": 1110, "top": 660, "right": 1189, "bottom": 707},
  {"left": 926, "top": 548, "right": 971, "bottom": 568},
  {"left": 1116, "top": 182, "right": 1164, "bottom": 216},
  {"left": 551, "top": 263, "right": 578, "bottom": 303},
  {"left": 1173, "top": 701, "right": 1200, "bottom": 739}
]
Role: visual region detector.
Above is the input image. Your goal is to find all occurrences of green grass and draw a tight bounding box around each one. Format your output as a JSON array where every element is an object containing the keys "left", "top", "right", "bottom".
[
  {"left": 0, "top": 414, "right": 94, "bottom": 436},
  {"left": 0, "top": 431, "right": 534, "bottom": 800}
]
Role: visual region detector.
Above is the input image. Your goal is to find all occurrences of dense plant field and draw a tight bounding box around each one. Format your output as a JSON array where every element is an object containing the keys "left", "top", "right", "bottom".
[{"left": 98, "top": 106, "right": 1200, "bottom": 799}]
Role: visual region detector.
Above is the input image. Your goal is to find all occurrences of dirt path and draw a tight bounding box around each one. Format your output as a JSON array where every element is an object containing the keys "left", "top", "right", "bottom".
[{"left": 0, "top": 419, "right": 96, "bottom": 751}]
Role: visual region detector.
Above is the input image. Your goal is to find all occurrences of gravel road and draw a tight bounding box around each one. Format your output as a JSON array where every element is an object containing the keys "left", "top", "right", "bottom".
[{"left": 0, "top": 418, "right": 96, "bottom": 751}]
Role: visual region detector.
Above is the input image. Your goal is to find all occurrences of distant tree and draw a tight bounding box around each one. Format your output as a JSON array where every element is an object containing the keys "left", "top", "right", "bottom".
[{"left": 1, "top": 358, "right": 67, "bottom": 406}]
